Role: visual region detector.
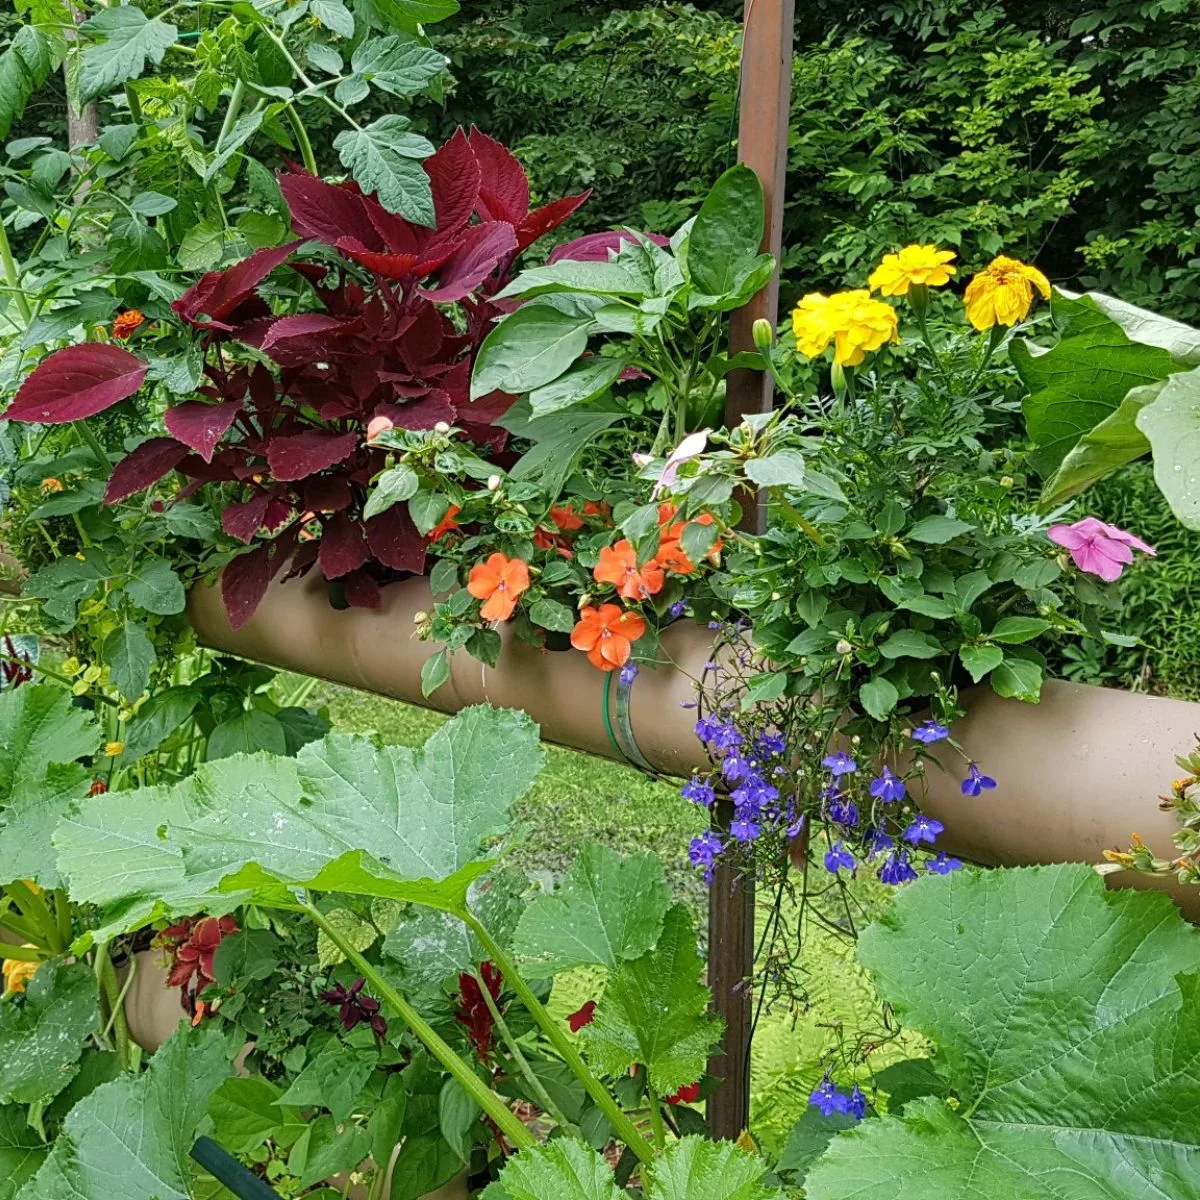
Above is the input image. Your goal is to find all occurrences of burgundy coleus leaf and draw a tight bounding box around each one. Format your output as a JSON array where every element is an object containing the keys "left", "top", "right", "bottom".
[
  {"left": 397, "top": 303, "right": 446, "bottom": 368},
  {"left": 377, "top": 390, "right": 456, "bottom": 430},
  {"left": 173, "top": 241, "right": 302, "bottom": 330},
  {"left": 283, "top": 538, "right": 319, "bottom": 582},
  {"left": 259, "top": 313, "right": 364, "bottom": 367},
  {"left": 319, "top": 511, "right": 369, "bottom": 579},
  {"left": 263, "top": 494, "right": 295, "bottom": 533},
  {"left": 549, "top": 230, "right": 669, "bottom": 264},
  {"left": 515, "top": 191, "right": 591, "bottom": 253},
  {"left": 425, "top": 126, "right": 481, "bottom": 237},
  {"left": 366, "top": 510, "right": 425, "bottom": 574},
  {"left": 6, "top": 343, "right": 149, "bottom": 424},
  {"left": 343, "top": 569, "right": 381, "bottom": 608},
  {"left": 104, "top": 437, "right": 190, "bottom": 504},
  {"left": 221, "top": 492, "right": 271, "bottom": 544},
  {"left": 303, "top": 476, "right": 353, "bottom": 512},
  {"left": 164, "top": 400, "right": 243, "bottom": 463},
  {"left": 421, "top": 221, "right": 519, "bottom": 302},
  {"left": 278, "top": 172, "right": 380, "bottom": 249},
  {"left": 221, "top": 541, "right": 290, "bottom": 629},
  {"left": 265, "top": 430, "right": 359, "bottom": 482},
  {"left": 468, "top": 126, "right": 529, "bottom": 225}
]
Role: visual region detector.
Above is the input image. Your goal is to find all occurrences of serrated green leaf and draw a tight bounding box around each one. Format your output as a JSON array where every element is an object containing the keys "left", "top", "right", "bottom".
[
  {"left": 648, "top": 1136, "right": 782, "bottom": 1200},
  {"left": 744, "top": 449, "right": 805, "bottom": 490},
  {"left": 0, "top": 683, "right": 98, "bottom": 795},
  {"left": 79, "top": 8, "right": 177, "bottom": 103},
  {"left": 0, "top": 961, "right": 97, "bottom": 1105},
  {"left": 316, "top": 907, "right": 377, "bottom": 968},
  {"left": 20, "top": 1025, "right": 231, "bottom": 1200},
  {"left": 350, "top": 34, "right": 446, "bottom": 98},
  {"left": 806, "top": 865, "right": 1200, "bottom": 1200},
  {"left": 488, "top": 1139, "right": 622, "bottom": 1200},
  {"left": 0, "top": 1103, "right": 47, "bottom": 1198},
  {"left": 0, "top": 25, "right": 57, "bottom": 141},
  {"left": 958, "top": 643, "right": 1004, "bottom": 683},
  {"left": 103, "top": 618, "right": 155, "bottom": 700},
  {"left": 582, "top": 905, "right": 721, "bottom": 1094},
  {"left": 126, "top": 556, "right": 185, "bottom": 616},
  {"left": 334, "top": 116, "right": 434, "bottom": 224},
  {"left": 0, "top": 761, "right": 90, "bottom": 887},
  {"left": 528, "top": 597, "right": 576, "bottom": 634},
  {"left": 277, "top": 1038, "right": 376, "bottom": 1124},
  {"left": 513, "top": 844, "right": 671, "bottom": 975},
  {"left": 212, "top": 928, "right": 281, "bottom": 985}
]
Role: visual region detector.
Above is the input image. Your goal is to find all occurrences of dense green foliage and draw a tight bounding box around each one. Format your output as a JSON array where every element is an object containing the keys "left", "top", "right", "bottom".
[{"left": 432, "top": 0, "right": 1200, "bottom": 315}]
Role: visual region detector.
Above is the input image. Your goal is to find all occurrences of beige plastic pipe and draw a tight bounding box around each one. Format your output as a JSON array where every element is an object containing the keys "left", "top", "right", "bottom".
[{"left": 189, "top": 574, "right": 1200, "bottom": 918}]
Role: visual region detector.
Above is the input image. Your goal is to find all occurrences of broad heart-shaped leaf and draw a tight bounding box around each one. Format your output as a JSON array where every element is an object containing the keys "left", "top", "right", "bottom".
[
  {"left": 0, "top": 961, "right": 98, "bottom": 1106},
  {"left": 685, "top": 164, "right": 764, "bottom": 298},
  {"left": 0, "top": 761, "right": 92, "bottom": 887},
  {"left": 484, "top": 1139, "right": 623, "bottom": 1200},
  {"left": 471, "top": 303, "right": 595, "bottom": 399},
  {"left": 5, "top": 343, "right": 149, "bottom": 424},
  {"left": 1014, "top": 291, "right": 1184, "bottom": 474},
  {"left": 0, "top": 1103, "right": 46, "bottom": 1199},
  {"left": 1137, "top": 363, "right": 1200, "bottom": 531},
  {"left": 334, "top": 116, "right": 435, "bottom": 224},
  {"left": 647, "top": 1136, "right": 782, "bottom": 1200},
  {"left": 19, "top": 1025, "right": 231, "bottom": 1200},
  {"left": 0, "top": 682, "right": 98, "bottom": 796},
  {"left": 582, "top": 905, "right": 722, "bottom": 1095},
  {"left": 512, "top": 843, "right": 671, "bottom": 975},
  {"left": 78, "top": 7, "right": 178, "bottom": 103},
  {"left": 805, "top": 864, "right": 1200, "bottom": 1200}
]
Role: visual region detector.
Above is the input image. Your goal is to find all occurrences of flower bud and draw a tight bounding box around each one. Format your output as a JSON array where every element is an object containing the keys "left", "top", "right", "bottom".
[
  {"left": 413, "top": 611, "right": 428, "bottom": 624},
  {"left": 836, "top": 638, "right": 853, "bottom": 656},
  {"left": 1000, "top": 475, "right": 1014, "bottom": 489},
  {"left": 366, "top": 415, "right": 394, "bottom": 441},
  {"left": 487, "top": 474, "right": 502, "bottom": 492},
  {"left": 434, "top": 421, "right": 451, "bottom": 435},
  {"left": 752, "top": 318, "right": 774, "bottom": 353}
]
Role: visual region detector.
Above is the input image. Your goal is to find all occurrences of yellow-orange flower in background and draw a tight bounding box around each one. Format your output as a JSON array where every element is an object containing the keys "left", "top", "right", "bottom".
[
  {"left": 467, "top": 552, "right": 530, "bottom": 621},
  {"left": 3, "top": 953, "right": 39, "bottom": 994},
  {"left": 594, "top": 540, "right": 664, "bottom": 601},
  {"left": 112, "top": 309, "right": 145, "bottom": 339},
  {"left": 570, "top": 604, "right": 647, "bottom": 672},
  {"left": 792, "top": 290, "right": 899, "bottom": 367},
  {"left": 868, "top": 244, "right": 957, "bottom": 296},
  {"left": 963, "top": 255, "right": 1051, "bottom": 330}
]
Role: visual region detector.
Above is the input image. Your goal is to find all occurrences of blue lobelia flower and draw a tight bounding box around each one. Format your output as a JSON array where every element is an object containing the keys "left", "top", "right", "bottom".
[
  {"left": 903, "top": 814, "right": 945, "bottom": 845},
  {"left": 828, "top": 798, "right": 859, "bottom": 829},
  {"left": 755, "top": 731, "right": 788, "bottom": 758},
  {"left": 824, "top": 841, "right": 856, "bottom": 874},
  {"left": 681, "top": 776, "right": 716, "bottom": 808},
  {"left": 730, "top": 812, "right": 761, "bottom": 842},
  {"left": 880, "top": 849, "right": 919, "bottom": 885},
  {"left": 732, "top": 773, "right": 779, "bottom": 813},
  {"left": 864, "top": 826, "right": 894, "bottom": 859},
  {"left": 822, "top": 750, "right": 858, "bottom": 777},
  {"left": 688, "top": 829, "right": 724, "bottom": 867},
  {"left": 911, "top": 720, "right": 950, "bottom": 744},
  {"left": 868, "top": 766, "right": 907, "bottom": 803},
  {"left": 809, "top": 1074, "right": 850, "bottom": 1117},
  {"left": 927, "top": 851, "right": 963, "bottom": 874},
  {"left": 961, "top": 762, "right": 997, "bottom": 796},
  {"left": 618, "top": 661, "right": 639, "bottom": 686},
  {"left": 722, "top": 753, "right": 753, "bottom": 782},
  {"left": 847, "top": 1084, "right": 867, "bottom": 1120},
  {"left": 669, "top": 601, "right": 687, "bottom": 618}
]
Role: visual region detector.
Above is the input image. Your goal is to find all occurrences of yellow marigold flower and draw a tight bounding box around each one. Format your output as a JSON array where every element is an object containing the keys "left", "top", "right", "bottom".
[
  {"left": 868, "top": 244, "right": 957, "bottom": 296},
  {"left": 104, "top": 740, "right": 124, "bottom": 756},
  {"left": 40, "top": 477, "right": 64, "bottom": 493},
  {"left": 963, "top": 255, "right": 1051, "bottom": 330},
  {"left": 3, "top": 953, "right": 39, "bottom": 995},
  {"left": 792, "top": 290, "right": 900, "bottom": 367}
]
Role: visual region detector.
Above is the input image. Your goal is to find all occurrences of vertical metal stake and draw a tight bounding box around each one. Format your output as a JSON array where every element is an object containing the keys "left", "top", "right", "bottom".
[{"left": 707, "top": 0, "right": 795, "bottom": 1142}]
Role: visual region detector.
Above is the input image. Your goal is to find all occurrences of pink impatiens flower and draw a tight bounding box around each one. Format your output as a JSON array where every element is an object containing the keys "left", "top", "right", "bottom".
[{"left": 1046, "top": 517, "right": 1155, "bottom": 582}]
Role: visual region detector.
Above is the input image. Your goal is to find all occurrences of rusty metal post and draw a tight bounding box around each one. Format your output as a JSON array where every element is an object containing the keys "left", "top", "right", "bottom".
[{"left": 707, "top": 0, "right": 794, "bottom": 1142}]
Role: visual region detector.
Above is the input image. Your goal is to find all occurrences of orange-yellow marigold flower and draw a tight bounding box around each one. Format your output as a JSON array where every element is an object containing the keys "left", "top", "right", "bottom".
[
  {"left": 868, "top": 244, "right": 957, "bottom": 296},
  {"left": 792, "top": 290, "right": 900, "bottom": 367},
  {"left": 40, "top": 477, "right": 63, "bottom": 493},
  {"left": 112, "top": 309, "right": 145, "bottom": 339},
  {"left": 467, "top": 552, "right": 530, "bottom": 621},
  {"left": 2, "top": 954, "right": 39, "bottom": 994},
  {"left": 570, "top": 604, "right": 647, "bottom": 671},
  {"left": 104, "top": 740, "right": 124, "bottom": 757},
  {"left": 594, "top": 539, "right": 664, "bottom": 600},
  {"left": 962, "top": 255, "right": 1051, "bottom": 330}
]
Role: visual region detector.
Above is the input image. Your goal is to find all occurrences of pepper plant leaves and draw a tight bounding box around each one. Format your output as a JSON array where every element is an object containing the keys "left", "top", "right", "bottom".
[
  {"left": 582, "top": 905, "right": 722, "bottom": 1095},
  {"left": 471, "top": 303, "right": 597, "bottom": 398},
  {"left": 19, "top": 1025, "right": 231, "bottom": 1200},
  {"left": 513, "top": 843, "right": 671, "bottom": 975},
  {"left": 0, "top": 961, "right": 98, "bottom": 1106},
  {"left": 805, "top": 864, "right": 1200, "bottom": 1199},
  {"left": 684, "top": 164, "right": 764, "bottom": 299}
]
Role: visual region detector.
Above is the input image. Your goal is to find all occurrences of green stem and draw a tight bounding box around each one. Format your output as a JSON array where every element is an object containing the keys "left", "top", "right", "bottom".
[
  {"left": 0, "top": 216, "right": 30, "bottom": 324},
  {"left": 646, "top": 1087, "right": 667, "bottom": 1151},
  {"left": 303, "top": 903, "right": 534, "bottom": 1152},
  {"left": 216, "top": 79, "right": 247, "bottom": 151},
  {"left": 124, "top": 83, "right": 143, "bottom": 124},
  {"left": 284, "top": 105, "right": 318, "bottom": 175},
  {"left": 465, "top": 914, "right": 656, "bottom": 1166},
  {"left": 0, "top": 655, "right": 119, "bottom": 707},
  {"left": 7, "top": 882, "right": 62, "bottom": 953},
  {"left": 475, "top": 968, "right": 577, "bottom": 1133},
  {"left": 53, "top": 889, "right": 72, "bottom": 949},
  {"left": 74, "top": 420, "right": 111, "bottom": 473},
  {"left": 100, "top": 950, "right": 136, "bottom": 1043},
  {"left": 0, "top": 940, "right": 44, "bottom": 962}
]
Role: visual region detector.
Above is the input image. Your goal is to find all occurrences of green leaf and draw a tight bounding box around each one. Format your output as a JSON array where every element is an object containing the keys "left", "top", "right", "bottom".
[
  {"left": 488, "top": 1139, "right": 623, "bottom": 1200},
  {"left": 989, "top": 616, "right": 1051, "bottom": 644},
  {"left": 805, "top": 865, "right": 1200, "bottom": 1200},
  {"left": 79, "top": 8, "right": 178, "bottom": 103},
  {"left": 368, "top": 1079, "right": 407, "bottom": 1175},
  {"left": 206, "top": 710, "right": 288, "bottom": 760},
  {"left": 212, "top": 928, "right": 281, "bottom": 985},
  {"left": 501, "top": 402, "right": 623, "bottom": 497},
  {"left": 367, "top": 0, "right": 460, "bottom": 25},
  {"left": 0, "top": 1103, "right": 47, "bottom": 1199},
  {"left": 126, "top": 556, "right": 185, "bottom": 616},
  {"left": 907, "top": 515, "right": 973, "bottom": 544},
  {"left": 103, "top": 619, "right": 155, "bottom": 700},
  {"left": 744, "top": 449, "right": 806, "bottom": 490},
  {"left": 582, "top": 905, "right": 722, "bottom": 1094},
  {"left": 513, "top": 844, "right": 671, "bottom": 975},
  {"left": 350, "top": 34, "right": 446, "bottom": 98},
  {"left": 529, "top": 357, "right": 626, "bottom": 417},
  {"left": 958, "top": 644, "right": 1004, "bottom": 683},
  {"left": 990, "top": 656, "right": 1043, "bottom": 702},
  {"left": 528, "top": 597, "right": 577, "bottom": 634},
  {"left": 686, "top": 164, "right": 764, "bottom": 298},
  {"left": 278, "top": 1038, "right": 377, "bottom": 1125},
  {"left": 877, "top": 630, "right": 943, "bottom": 660},
  {"left": 0, "top": 961, "right": 97, "bottom": 1106},
  {"left": 208, "top": 1077, "right": 305, "bottom": 1156},
  {"left": 648, "top": 1136, "right": 782, "bottom": 1200},
  {"left": 0, "top": 761, "right": 90, "bottom": 887},
  {"left": 859, "top": 675, "right": 899, "bottom": 720},
  {"left": 311, "top": 0, "right": 356, "bottom": 36},
  {"left": 409, "top": 491, "right": 449, "bottom": 536},
  {"left": 420, "top": 648, "right": 450, "bottom": 697},
  {"left": 365, "top": 463, "right": 420, "bottom": 519},
  {"left": 1136, "top": 364, "right": 1200, "bottom": 530},
  {"left": 496, "top": 261, "right": 646, "bottom": 302},
  {"left": 429, "top": 558, "right": 458, "bottom": 596},
  {"left": 0, "top": 25, "right": 57, "bottom": 142},
  {"left": 315, "top": 906, "right": 377, "bottom": 968},
  {"left": 297, "top": 1114, "right": 372, "bottom": 1188},
  {"left": 0, "top": 682, "right": 98, "bottom": 795},
  {"left": 334, "top": 116, "right": 434, "bottom": 224},
  {"left": 778, "top": 1108, "right": 857, "bottom": 1188},
  {"left": 20, "top": 1026, "right": 231, "bottom": 1200},
  {"left": 177, "top": 221, "right": 226, "bottom": 271},
  {"left": 119, "top": 686, "right": 199, "bottom": 760},
  {"left": 472, "top": 305, "right": 595, "bottom": 399},
  {"left": 439, "top": 1078, "right": 480, "bottom": 1162}
]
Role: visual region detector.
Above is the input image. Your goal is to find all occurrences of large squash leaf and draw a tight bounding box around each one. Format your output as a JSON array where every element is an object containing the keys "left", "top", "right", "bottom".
[
  {"left": 1137, "top": 364, "right": 1200, "bottom": 531},
  {"left": 805, "top": 864, "right": 1200, "bottom": 1199},
  {"left": 0, "top": 683, "right": 98, "bottom": 796}
]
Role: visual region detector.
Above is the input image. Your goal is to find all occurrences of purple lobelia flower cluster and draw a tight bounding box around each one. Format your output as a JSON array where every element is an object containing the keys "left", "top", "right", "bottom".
[{"left": 810, "top": 1072, "right": 868, "bottom": 1120}]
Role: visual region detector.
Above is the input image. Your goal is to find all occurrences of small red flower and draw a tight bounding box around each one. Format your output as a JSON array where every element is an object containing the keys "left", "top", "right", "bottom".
[
  {"left": 567, "top": 1000, "right": 597, "bottom": 1032},
  {"left": 457, "top": 962, "right": 503, "bottom": 1061},
  {"left": 665, "top": 1081, "right": 701, "bottom": 1105},
  {"left": 88, "top": 779, "right": 108, "bottom": 797}
]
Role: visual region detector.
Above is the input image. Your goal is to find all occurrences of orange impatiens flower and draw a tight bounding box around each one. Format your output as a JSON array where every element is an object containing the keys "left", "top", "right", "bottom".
[
  {"left": 655, "top": 505, "right": 721, "bottom": 574},
  {"left": 468, "top": 552, "right": 530, "bottom": 621},
  {"left": 594, "top": 539, "right": 664, "bottom": 600},
  {"left": 550, "top": 504, "right": 584, "bottom": 532},
  {"left": 571, "top": 604, "right": 647, "bottom": 671},
  {"left": 428, "top": 504, "right": 462, "bottom": 542},
  {"left": 533, "top": 528, "right": 573, "bottom": 559},
  {"left": 112, "top": 309, "right": 146, "bottom": 339}
]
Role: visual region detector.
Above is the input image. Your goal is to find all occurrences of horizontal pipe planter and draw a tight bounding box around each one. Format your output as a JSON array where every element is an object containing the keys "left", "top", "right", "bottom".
[{"left": 188, "top": 574, "right": 1200, "bottom": 919}]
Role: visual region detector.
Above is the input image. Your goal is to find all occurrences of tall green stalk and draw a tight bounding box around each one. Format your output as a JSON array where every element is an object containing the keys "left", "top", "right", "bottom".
[{"left": 0, "top": 216, "right": 31, "bottom": 325}]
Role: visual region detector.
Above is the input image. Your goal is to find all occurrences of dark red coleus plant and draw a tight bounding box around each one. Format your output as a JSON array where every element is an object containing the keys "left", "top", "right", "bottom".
[
  {"left": 6, "top": 128, "right": 588, "bottom": 628},
  {"left": 156, "top": 913, "right": 239, "bottom": 1016}
]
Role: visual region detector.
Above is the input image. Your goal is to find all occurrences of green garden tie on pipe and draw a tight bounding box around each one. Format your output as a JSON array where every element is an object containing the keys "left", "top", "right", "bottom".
[{"left": 602, "top": 668, "right": 656, "bottom": 775}]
